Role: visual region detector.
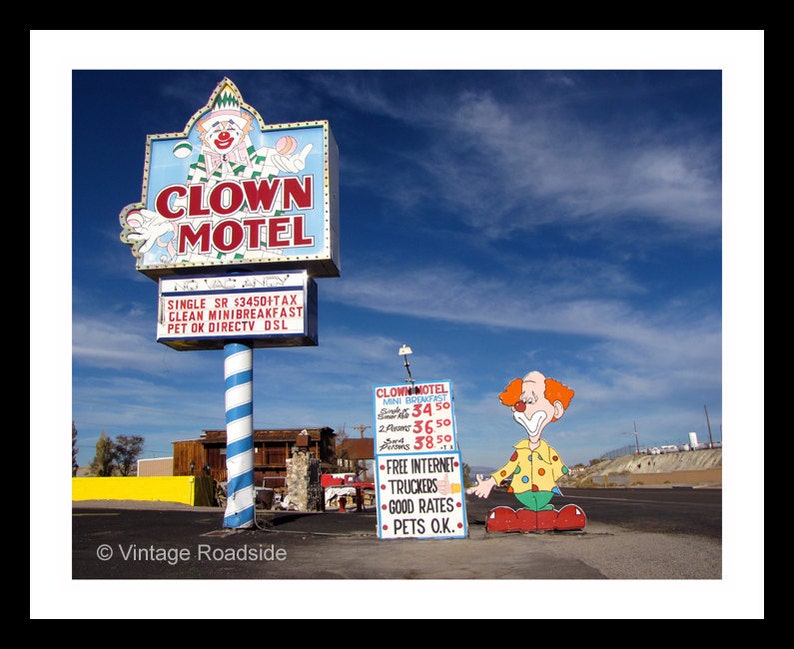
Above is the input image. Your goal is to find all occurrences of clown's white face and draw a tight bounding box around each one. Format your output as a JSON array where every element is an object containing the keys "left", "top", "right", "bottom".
[
  {"left": 511, "top": 371, "right": 560, "bottom": 444},
  {"left": 200, "top": 115, "right": 249, "bottom": 155}
]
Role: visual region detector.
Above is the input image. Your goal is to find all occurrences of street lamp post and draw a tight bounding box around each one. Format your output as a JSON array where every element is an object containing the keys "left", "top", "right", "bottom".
[{"left": 398, "top": 344, "right": 415, "bottom": 386}]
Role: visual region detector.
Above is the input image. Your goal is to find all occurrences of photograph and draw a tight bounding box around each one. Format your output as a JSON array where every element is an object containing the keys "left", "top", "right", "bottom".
[{"left": 31, "top": 30, "right": 763, "bottom": 620}]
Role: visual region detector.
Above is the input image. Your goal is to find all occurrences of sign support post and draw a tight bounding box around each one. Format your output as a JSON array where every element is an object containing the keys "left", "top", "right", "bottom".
[{"left": 222, "top": 342, "right": 255, "bottom": 529}]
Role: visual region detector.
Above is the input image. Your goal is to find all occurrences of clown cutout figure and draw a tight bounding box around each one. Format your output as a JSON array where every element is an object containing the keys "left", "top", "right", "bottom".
[{"left": 467, "top": 371, "right": 587, "bottom": 532}]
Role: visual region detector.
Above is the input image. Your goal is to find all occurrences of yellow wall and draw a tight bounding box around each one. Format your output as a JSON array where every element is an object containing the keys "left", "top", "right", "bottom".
[{"left": 72, "top": 476, "right": 215, "bottom": 506}]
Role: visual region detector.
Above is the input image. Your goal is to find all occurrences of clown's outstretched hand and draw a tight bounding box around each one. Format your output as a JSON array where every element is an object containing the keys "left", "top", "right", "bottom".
[
  {"left": 123, "top": 209, "right": 174, "bottom": 255},
  {"left": 466, "top": 474, "right": 496, "bottom": 498},
  {"left": 271, "top": 143, "right": 313, "bottom": 173}
]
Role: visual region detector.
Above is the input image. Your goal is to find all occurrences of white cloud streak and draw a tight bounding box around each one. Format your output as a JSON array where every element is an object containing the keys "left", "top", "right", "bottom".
[{"left": 320, "top": 72, "right": 721, "bottom": 239}]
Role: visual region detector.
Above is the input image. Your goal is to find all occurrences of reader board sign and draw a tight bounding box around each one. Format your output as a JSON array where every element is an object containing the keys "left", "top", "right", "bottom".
[
  {"left": 375, "top": 450, "right": 468, "bottom": 539},
  {"left": 156, "top": 270, "right": 317, "bottom": 351},
  {"left": 373, "top": 381, "right": 458, "bottom": 454},
  {"left": 119, "top": 77, "right": 340, "bottom": 281}
]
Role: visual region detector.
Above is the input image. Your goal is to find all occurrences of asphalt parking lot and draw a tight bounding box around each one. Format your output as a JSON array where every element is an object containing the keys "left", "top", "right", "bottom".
[
  {"left": 71, "top": 488, "right": 722, "bottom": 581},
  {"left": 52, "top": 487, "right": 750, "bottom": 619}
]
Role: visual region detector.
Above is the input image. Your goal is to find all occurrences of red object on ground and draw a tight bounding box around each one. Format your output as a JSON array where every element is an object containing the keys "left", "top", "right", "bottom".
[
  {"left": 516, "top": 508, "right": 538, "bottom": 531},
  {"left": 486, "top": 504, "right": 587, "bottom": 533},
  {"left": 554, "top": 504, "right": 587, "bottom": 530},
  {"left": 321, "top": 473, "right": 374, "bottom": 490},
  {"left": 486, "top": 506, "right": 520, "bottom": 532},
  {"left": 535, "top": 509, "right": 557, "bottom": 531}
]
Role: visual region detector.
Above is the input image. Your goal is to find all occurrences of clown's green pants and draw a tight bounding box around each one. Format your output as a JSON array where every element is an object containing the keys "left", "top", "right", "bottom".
[{"left": 513, "top": 490, "right": 555, "bottom": 511}]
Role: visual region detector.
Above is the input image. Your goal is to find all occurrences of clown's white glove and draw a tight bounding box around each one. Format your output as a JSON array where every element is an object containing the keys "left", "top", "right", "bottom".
[
  {"left": 271, "top": 143, "right": 313, "bottom": 173},
  {"left": 123, "top": 208, "right": 175, "bottom": 254},
  {"left": 466, "top": 474, "right": 496, "bottom": 498}
]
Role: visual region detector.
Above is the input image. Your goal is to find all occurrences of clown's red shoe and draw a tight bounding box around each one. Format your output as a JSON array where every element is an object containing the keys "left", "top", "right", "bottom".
[
  {"left": 516, "top": 508, "right": 538, "bottom": 531},
  {"left": 535, "top": 509, "right": 558, "bottom": 531},
  {"left": 554, "top": 503, "right": 587, "bottom": 530},
  {"left": 486, "top": 506, "right": 520, "bottom": 532}
]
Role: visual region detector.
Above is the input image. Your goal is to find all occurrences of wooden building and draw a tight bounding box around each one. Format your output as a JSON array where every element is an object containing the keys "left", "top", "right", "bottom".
[
  {"left": 337, "top": 437, "right": 375, "bottom": 481},
  {"left": 172, "top": 427, "right": 336, "bottom": 491}
]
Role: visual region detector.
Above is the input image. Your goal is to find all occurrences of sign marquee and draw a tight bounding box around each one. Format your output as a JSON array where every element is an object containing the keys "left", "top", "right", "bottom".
[
  {"left": 119, "top": 77, "right": 340, "bottom": 281},
  {"left": 156, "top": 271, "right": 318, "bottom": 351},
  {"left": 373, "top": 381, "right": 458, "bottom": 454}
]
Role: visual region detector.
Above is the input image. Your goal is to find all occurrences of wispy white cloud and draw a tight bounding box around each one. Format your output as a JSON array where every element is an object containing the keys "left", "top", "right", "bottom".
[
  {"left": 323, "top": 262, "right": 718, "bottom": 345},
  {"left": 320, "top": 73, "right": 721, "bottom": 240},
  {"left": 72, "top": 316, "right": 210, "bottom": 375}
]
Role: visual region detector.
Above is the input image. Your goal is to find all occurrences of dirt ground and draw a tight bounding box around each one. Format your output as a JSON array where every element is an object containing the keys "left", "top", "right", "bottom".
[{"left": 629, "top": 468, "right": 721, "bottom": 486}]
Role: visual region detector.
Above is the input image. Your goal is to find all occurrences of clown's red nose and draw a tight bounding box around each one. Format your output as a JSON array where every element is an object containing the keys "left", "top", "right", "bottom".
[{"left": 514, "top": 401, "right": 526, "bottom": 412}]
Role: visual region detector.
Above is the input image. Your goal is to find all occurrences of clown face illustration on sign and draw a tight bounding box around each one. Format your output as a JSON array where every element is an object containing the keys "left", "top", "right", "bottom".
[{"left": 119, "top": 77, "right": 339, "bottom": 280}]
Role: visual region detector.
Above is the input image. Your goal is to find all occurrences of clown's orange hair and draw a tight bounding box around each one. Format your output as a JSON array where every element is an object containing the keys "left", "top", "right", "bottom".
[
  {"left": 499, "top": 378, "right": 523, "bottom": 406},
  {"left": 544, "top": 378, "right": 574, "bottom": 420}
]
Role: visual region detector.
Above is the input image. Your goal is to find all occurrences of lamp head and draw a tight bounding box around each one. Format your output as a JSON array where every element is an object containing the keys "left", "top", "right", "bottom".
[{"left": 398, "top": 344, "right": 413, "bottom": 356}]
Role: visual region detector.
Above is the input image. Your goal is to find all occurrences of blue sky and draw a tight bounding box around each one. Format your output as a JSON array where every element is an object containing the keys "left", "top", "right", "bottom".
[
  {"left": 33, "top": 31, "right": 763, "bottom": 617},
  {"left": 68, "top": 66, "right": 727, "bottom": 471}
]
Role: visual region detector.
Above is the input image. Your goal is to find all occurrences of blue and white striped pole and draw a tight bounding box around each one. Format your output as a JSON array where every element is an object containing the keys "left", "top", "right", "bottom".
[{"left": 223, "top": 342, "right": 255, "bottom": 529}]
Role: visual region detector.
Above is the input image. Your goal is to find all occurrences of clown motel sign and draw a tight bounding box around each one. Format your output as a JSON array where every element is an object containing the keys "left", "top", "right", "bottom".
[
  {"left": 156, "top": 271, "right": 318, "bottom": 351},
  {"left": 375, "top": 451, "right": 468, "bottom": 540},
  {"left": 373, "top": 381, "right": 458, "bottom": 453},
  {"left": 372, "top": 380, "right": 467, "bottom": 539},
  {"left": 119, "top": 77, "right": 340, "bottom": 280}
]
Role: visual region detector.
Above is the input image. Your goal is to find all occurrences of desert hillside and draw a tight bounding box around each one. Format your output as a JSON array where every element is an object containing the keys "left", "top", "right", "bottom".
[{"left": 559, "top": 448, "right": 722, "bottom": 487}]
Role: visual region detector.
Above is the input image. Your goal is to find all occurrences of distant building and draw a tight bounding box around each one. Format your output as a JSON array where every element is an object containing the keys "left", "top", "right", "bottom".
[
  {"left": 172, "top": 428, "right": 337, "bottom": 491},
  {"left": 337, "top": 437, "right": 375, "bottom": 481},
  {"left": 137, "top": 457, "right": 174, "bottom": 476}
]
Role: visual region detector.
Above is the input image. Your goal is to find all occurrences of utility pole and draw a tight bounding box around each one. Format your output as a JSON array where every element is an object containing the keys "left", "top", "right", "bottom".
[
  {"left": 352, "top": 424, "right": 371, "bottom": 438},
  {"left": 704, "top": 404, "right": 714, "bottom": 449},
  {"left": 633, "top": 420, "right": 640, "bottom": 454}
]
